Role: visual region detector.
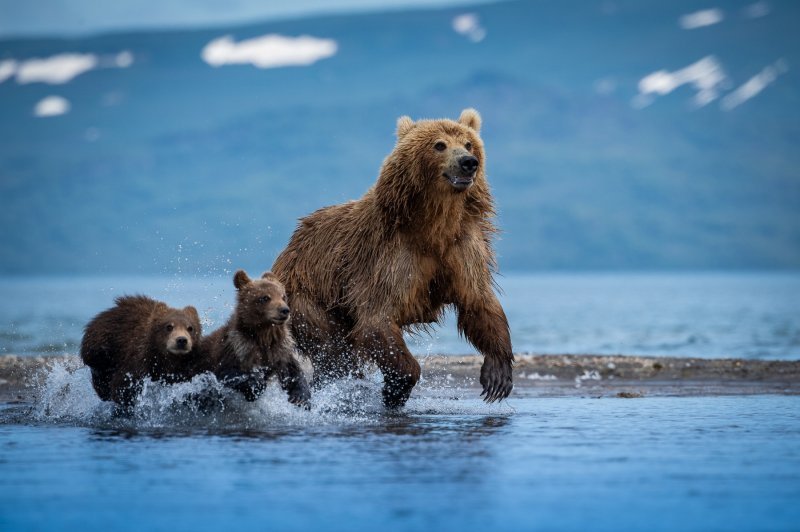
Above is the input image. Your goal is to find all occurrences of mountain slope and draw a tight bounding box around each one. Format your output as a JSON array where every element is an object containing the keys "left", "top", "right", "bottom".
[{"left": 1, "top": 0, "right": 798, "bottom": 274}]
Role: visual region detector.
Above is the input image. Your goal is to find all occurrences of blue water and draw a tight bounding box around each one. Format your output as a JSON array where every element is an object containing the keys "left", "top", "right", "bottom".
[
  {"left": 2, "top": 392, "right": 799, "bottom": 531},
  {"left": 1, "top": 272, "right": 799, "bottom": 359},
  {"left": 2, "top": 272, "right": 800, "bottom": 530}
]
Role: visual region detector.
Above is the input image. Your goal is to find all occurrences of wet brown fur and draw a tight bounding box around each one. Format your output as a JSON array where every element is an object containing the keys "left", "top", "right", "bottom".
[
  {"left": 80, "top": 295, "right": 202, "bottom": 408},
  {"left": 272, "top": 109, "right": 513, "bottom": 407},
  {"left": 198, "top": 270, "right": 310, "bottom": 406}
]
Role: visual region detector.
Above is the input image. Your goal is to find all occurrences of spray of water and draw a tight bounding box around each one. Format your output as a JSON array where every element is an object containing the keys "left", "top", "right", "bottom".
[{"left": 29, "top": 358, "right": 513, "bottom": 431}]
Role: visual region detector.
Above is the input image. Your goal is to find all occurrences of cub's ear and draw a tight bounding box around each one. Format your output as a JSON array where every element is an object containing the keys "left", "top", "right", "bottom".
[
  {"left": 458, "top": 108, "right": 481, "bottom": 132},
  {"left": 183, "top": 306, "right": 201, "bottom": 329},
  {"left": 260, "top": 271, "right": 278, "bottom": 281},
  {"left": 396, "top": 115, "right": 415, "bottom": 139},
  {"left": 233, "top": 270, "right": 251, "bottom": 290}
]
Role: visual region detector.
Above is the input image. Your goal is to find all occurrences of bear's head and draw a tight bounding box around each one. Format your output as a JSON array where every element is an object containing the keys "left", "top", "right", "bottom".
[
  {"left": 154, "top": 306, "right": 201, "bottom": 356},
  {"left": 233, "top": 269, "right": 291, "bottom": 328},
  {"left": 392, "top": 108, "right": 484, "bottom": 193}
]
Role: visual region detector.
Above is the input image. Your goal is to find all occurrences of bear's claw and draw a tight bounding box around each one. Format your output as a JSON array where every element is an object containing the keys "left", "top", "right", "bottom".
[
  {"left": 284, "top": 373, "right": 312, "bottom": 410},
  {"left": 288, "top": 386, "right": 311, "bottom": 410},
  {"left": 480, "top": 356, "right": 513, "bottom": 403}
]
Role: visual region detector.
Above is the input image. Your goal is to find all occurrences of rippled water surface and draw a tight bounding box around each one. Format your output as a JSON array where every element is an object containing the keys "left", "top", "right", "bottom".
[
  {"left": 2, "top": 383, "right": 799, "bottom": 531},
  {"left": 1, "top": 272, "right": 799, "bottom": 358},
  {"left": 2, "top": 273, "right": 799, "bottom": 529}
]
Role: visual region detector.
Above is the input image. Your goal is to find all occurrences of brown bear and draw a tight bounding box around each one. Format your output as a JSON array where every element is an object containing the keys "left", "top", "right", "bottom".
[
  {"left": 80, "top": 295, "right": 203, "bottom": 409},
  {"left": 198, "top": 270, "right": 311, "bottom": 407},
  {"left": 272, "top": 108, "right": 513, "bottom": 408}
]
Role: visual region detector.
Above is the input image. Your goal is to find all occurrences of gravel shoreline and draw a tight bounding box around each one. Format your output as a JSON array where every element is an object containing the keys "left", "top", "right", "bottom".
[{"left": 2, "top": 353, "right": 799, "bottom": 404}]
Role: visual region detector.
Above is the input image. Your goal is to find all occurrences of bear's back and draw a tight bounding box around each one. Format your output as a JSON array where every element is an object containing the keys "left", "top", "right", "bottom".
[
  {"left": 80, "top": 295, "right": 164, "bottom": 403},
  {"left": 81, "top": 296, "right": 161, "bottom": 367}
]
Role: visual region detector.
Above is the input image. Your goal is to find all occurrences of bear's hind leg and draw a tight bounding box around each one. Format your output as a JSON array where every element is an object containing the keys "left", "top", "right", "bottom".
[
  {"left": 90, "top": 367, "right": 115, "bottom": 402},
  {"left": 289, "top": 295, "right": 358, "bottom": 385},
  {"left": 110, "top": 374, "right": 143, "bottom": 414},
  {"left": 352, "top": 323, "right": 420, "bottom": 409}
]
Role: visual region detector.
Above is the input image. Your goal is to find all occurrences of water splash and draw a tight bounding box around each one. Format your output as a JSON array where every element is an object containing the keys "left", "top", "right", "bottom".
[
  {"left": 33, "top": 360, "right": 109, "bottom": 422},
  {"left": 28, "top": 361, "right": 512, "bottom": 431}
]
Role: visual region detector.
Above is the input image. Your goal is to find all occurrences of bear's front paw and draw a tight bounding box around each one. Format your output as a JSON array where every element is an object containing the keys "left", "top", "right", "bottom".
[
  {"left": 382, "top": 374, "right": 415, "bottom": 409},
  {"left": 286, "top": 376, "right": 312, "bottom": 410},
  {"left": 480, "top": 356, "right": 513, "bottom": 403},
  {"left": 224, "top": 370, "right": 267, "bottom": 402}
]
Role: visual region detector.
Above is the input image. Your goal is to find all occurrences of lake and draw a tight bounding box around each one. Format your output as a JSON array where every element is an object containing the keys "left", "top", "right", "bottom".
[
  {"left": 1, "top": 388, "right": 799, "bottom": 531},
  {"left": 1, "top": 272, "right": 799, "bottom": 359},
  {"left": 1, "top": 272, "right": 799, "bottom": 531}
]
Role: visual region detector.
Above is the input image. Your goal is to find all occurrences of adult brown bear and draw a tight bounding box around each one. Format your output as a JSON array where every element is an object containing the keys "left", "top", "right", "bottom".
[{"left": 272, "top": 109, "right": 513, "bottom": 408}]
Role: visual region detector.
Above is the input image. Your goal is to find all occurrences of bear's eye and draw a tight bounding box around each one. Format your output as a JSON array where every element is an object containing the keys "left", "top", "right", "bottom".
[
  {"left": 434, "top": 141, "right": 447, "bottom": 152},
  {"left": 257, "top": 296, "right": 271, "bottom": 304},
  {"left": 465, "top": 142, "right": 473, "bottom": 151},
  {"left": 187, "top": 326, "right": 193, "bottom": 333},
  {"left": 166, "top": 324, "right": 174, "bottom": 332}
]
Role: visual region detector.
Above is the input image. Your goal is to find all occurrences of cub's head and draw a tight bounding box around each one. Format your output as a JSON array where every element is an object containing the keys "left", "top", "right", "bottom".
[
  {"left": 156, "top": 306, "right": 201, "bottom": 355},
  {"left": 393, "top": 108, "right": 484, "bottom": 193},
  {"left": 233, "top": 270, "right": 291, "bottom": 328}
]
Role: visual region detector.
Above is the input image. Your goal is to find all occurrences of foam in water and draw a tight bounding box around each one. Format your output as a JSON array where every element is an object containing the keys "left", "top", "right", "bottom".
[
  {"left": 30, "top": 360, "right": 513, "bottom": 431},
  {"left": 34, "top": 360, "right": 110, "bottom": 422}
]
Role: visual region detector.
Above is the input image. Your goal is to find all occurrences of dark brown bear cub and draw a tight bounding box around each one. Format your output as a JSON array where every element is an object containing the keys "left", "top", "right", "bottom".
[
  {"left": 80, "top": 295, "right": 202, "bottom": 409},
  {"left": 199, "top": 270, "right": 310, "bottom": 407}
]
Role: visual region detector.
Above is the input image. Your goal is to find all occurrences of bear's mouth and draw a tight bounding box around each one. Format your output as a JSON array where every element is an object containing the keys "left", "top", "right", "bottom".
[
  {"left": 270, "top": 314, "right": 290, "bottom": 324},
  {"left": 444, "top": 173, "right": 473, "bottom": 191},
  {"left": 167, "top": 345, "right": 191, "bottom": 355}
]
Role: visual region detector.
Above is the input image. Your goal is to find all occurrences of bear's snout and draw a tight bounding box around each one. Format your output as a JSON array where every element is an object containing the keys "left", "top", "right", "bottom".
[
  {"left": 459, "top": 155, "right": 479, "bottom": 176},
  {"left": 167, "top": 330, "right": 193, "bottom": 354},
  {"left": 265, "top": 302, "right": 290, "bottom": 324}
]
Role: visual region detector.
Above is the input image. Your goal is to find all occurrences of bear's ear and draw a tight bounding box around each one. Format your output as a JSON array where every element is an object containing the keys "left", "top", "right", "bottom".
[
  {"left": 233, "top": 270, "right": 251, "bottom": 290},
  {"left": 260, "top": 271, "right": 278, "bottom": 282},
  {"left": 183, "top": 306, "right": 200, "bottom": 326},
  {"left": 396, "top": 116, "right": 415, "bottom": 139},
  {"left": 458, "top": 108, "right": 481, "bottom": 132}
]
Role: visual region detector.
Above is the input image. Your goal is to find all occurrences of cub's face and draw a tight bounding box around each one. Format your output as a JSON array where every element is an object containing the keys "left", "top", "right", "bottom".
[
  {"left": 157, "top": 307, "right": 201, "bottom": 355},
  {"left": 233, "top": 270, "right": 291, "bottom": 328},
  {"left": 395, "top": 108, "right": 484, "bottom": 193}
]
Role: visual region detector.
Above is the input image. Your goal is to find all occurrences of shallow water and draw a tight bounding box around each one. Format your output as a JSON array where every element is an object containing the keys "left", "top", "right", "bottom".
[
  {"left": 2, "top": 379, "right": 799, "bottom": 531},
  {"left": 2, "top": 364, "right": 800, "bottom": 531},
  {"left": 2, "top": 273, "right": 799, "bottom": 529},
  {"left": 1, "top": 272, "right": 799, "bottom": 359}
]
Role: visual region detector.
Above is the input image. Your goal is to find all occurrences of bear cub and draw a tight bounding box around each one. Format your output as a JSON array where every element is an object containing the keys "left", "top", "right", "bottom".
[
  {"left": 199, "top": 270, "right": 311, "bottom": 407},
  {"left": 81, "top": 295, "right": 202, "bottom": 409}
]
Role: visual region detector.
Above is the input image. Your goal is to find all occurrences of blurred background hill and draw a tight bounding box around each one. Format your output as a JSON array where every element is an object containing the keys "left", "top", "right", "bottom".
[{"left": 1, "top": 0, "right": 798, "bottom": 275}]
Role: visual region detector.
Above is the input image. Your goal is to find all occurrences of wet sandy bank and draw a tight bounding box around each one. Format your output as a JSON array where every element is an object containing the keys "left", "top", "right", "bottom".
[{"left": 2, "top": 353, "right": 798, "bottom": 404}]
